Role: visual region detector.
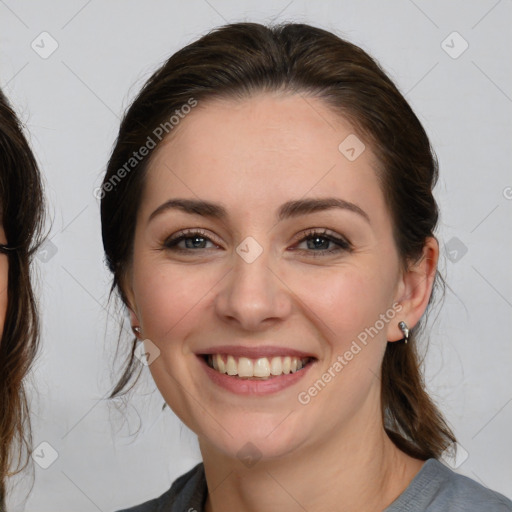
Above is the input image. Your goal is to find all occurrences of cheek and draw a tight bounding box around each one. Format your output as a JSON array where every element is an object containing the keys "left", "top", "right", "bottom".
[
  {"left": 286, "top": 262, "right": 396, "bottom": 347},
  {"left": 281, "top": 266, "right": 394, "bottom": 429},
  {"left": 132, "top": 259, "right": 220, "bottom": 343}
]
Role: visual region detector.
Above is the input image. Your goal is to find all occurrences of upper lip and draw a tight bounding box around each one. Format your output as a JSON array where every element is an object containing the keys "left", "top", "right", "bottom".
[{"left": 196, "top": 345, "right": 317, "bottom": 360}]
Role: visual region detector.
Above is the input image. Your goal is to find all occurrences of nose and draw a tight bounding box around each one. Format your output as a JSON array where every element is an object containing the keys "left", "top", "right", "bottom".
[{"left": 214, "top": 242, "right": 293, "bottom": 331}]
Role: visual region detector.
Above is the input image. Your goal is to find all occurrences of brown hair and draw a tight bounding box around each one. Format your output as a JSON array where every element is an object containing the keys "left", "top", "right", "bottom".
[
  {"left": 101, "top": 22, "right": 455, "bottom": 460},
  {"left": 0, "top": 89, "right": 45, "bottom": 508}
]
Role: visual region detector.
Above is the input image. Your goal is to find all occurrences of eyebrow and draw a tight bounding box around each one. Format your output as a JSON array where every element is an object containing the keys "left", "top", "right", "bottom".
[{"left": 148, "top": 197, "right": 370, "bottom": 224}]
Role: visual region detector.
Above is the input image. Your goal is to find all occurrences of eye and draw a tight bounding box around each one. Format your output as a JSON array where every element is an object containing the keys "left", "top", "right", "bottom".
[
  {"left": 162, "top": 227, "right": 352, "bottom": 257},
  {"left": 163, "top": 229, "right": 221, "bottom": 252},
  {"left": 292, "top": 228, "right": 352, "bottom": 257}
]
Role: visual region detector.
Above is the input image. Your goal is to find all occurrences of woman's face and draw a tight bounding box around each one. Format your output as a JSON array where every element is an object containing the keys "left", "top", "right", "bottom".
[
  {"left": 0, "top": 225, "right": 8, "bottom": 337},
  {"left": 125, "top": 93, "right": 412, "bottom": 461}
]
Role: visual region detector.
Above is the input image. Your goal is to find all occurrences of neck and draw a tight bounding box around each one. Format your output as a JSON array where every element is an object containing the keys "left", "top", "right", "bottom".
[{"left": 200, "top": 408, "right": 425, "bottom": 512}]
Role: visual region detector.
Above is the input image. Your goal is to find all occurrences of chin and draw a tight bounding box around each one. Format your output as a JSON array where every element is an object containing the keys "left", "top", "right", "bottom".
[{"left": 196, "top": 412, "right": 307, "bottom": 464}]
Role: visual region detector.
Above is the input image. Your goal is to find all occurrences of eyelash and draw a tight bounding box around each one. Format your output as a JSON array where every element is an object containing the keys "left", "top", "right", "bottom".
[{"left": 163, "top": 228, "right": 352, "bottom": 257}]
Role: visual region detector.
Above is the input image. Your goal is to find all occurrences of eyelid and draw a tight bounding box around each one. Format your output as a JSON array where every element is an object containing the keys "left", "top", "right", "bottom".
[
  {"left": 163, "top": 228, "right": 223, "bottom": 249},
  {"left": 292, "top": 227, "right": 352, "bottom": 250},
  {"left": 162, "top": 227, "right": 352, "bottom": 254}
]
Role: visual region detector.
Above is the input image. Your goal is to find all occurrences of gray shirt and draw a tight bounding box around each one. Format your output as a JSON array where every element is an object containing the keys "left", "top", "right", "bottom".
[{"left": 117, "top": 458, "right": 512, "bottom": 511}]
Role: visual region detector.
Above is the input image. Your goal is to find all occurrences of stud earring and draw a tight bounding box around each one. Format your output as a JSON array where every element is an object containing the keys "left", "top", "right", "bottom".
[
  {"left": 132, "top": 325, "right": 142, "bottom": 337},
  {"left": 398, "top": 321, "right": 409, "bottom": 344}
]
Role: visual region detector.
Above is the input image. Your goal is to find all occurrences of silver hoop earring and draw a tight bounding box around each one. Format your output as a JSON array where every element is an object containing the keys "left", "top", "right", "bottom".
[
  {"left": 132, "top": 325, "right": 142, "bottom": 337},
  {"left": 398, "top": 321, "right": 409, "bottom": 344}
]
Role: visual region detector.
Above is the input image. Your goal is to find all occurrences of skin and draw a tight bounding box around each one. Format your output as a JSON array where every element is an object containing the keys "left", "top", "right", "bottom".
[
  {"left": 124, "top": 93, "right": 439, "bottom": 512},
  {"left": 0, "top": 225, "right": 8, "bottom": 337}
]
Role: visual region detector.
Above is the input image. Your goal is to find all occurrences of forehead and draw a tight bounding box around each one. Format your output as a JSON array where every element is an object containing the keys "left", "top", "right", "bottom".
[{"left": 141, "top": 93, "right": 386, "bottom": 223}]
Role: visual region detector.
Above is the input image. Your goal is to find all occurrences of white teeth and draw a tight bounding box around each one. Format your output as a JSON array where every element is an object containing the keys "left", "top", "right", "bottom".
[
  {"left": 226, "top": 355, "right": 237, "bottom": 376},
  {"left": 270, "top": 357, "right": 282, "bottom": 376},
  {"left": 215, "top": 354, "right": 226, "bottom": 374},
  {"left": 253, "top": 358, "right": 271, "bottom": 377},
  {"left": 207, "top": 354, "right": 310, "bottom": 378},
  {"left": 238, "top": 357, "right": 253, "bottom": 377}
]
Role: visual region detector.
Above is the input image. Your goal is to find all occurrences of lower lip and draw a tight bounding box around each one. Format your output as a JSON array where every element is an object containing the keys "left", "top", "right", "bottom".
[{"left": 197, "top": 356, "right": 315, "bottom": 395}]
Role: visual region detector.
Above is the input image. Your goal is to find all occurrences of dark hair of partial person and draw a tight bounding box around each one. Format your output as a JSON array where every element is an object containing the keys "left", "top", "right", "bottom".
[
  {"left": 0, "top": 88, "right": 45, "bottom": 508},
  {"left": 100, "top": 22, "right": 456, "bottom": 461}
]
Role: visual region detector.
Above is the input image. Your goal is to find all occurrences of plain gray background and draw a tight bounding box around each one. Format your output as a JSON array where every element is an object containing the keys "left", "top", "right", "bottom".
[{"left": 1, "top": 1, "right": 511, "bottom": 510}]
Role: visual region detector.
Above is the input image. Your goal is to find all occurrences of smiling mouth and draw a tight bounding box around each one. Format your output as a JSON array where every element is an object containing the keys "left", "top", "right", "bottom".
[{"left": 202, "top": 354, "right": 316, "bottom": 380}]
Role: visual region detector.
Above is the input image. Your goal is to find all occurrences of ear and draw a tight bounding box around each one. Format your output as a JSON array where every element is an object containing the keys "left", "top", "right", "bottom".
[
  {"left": 119, "top": 269, "right": 140, "bottom": 329},
  {"left": 127, "top": 307, "right": 139, "bottom": 330},
  {"left": 387, "top": 236, "right": 439, "bottom": 342}
]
